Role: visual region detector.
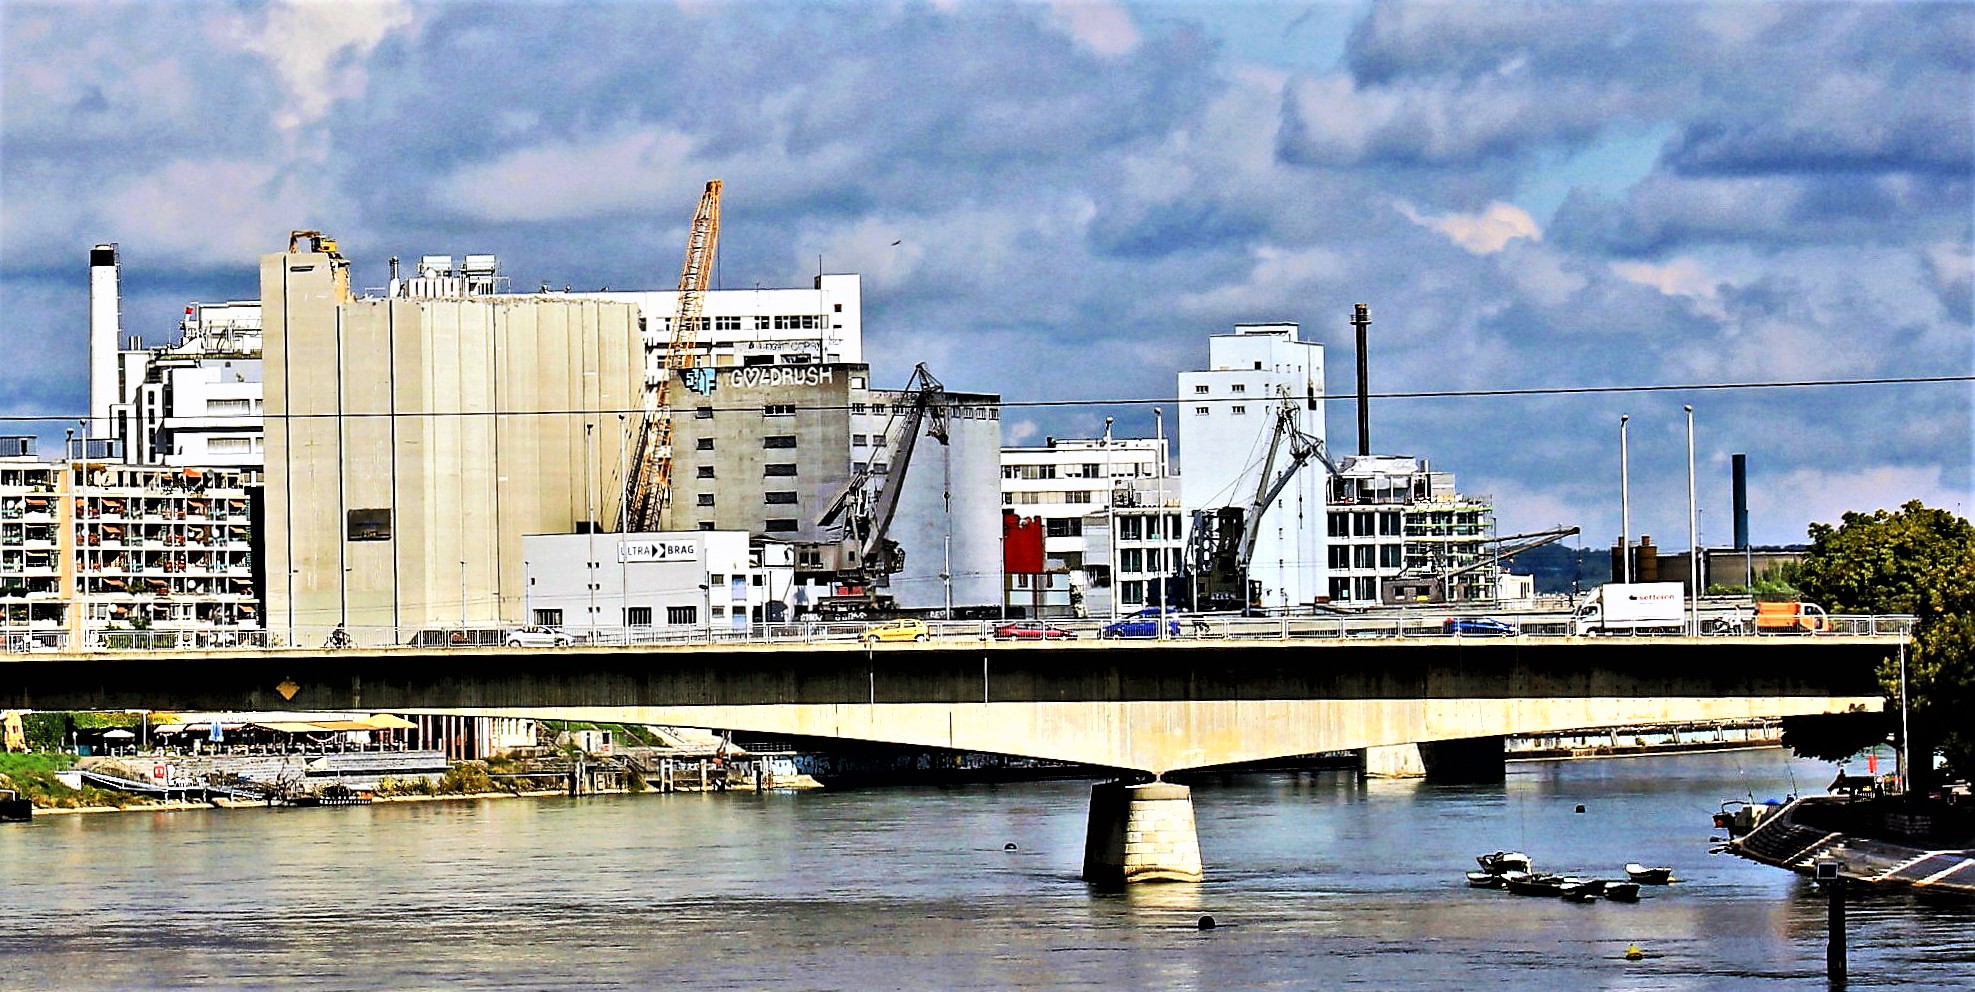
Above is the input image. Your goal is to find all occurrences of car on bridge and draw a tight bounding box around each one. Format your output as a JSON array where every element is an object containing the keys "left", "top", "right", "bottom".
[
  {"left": 863, "top": 618, "right": 931, "bottom": 644},
  {"left": 503, "top": 625, "right": 573, "bottom": 648},
  {"left": 1443, "top": 617, "right": 1516, "bottom": 637},
  {"left": 993, "top": 621, "right": 1076, "bottom": 641},
  {"left": 1100, "top": 613, "right": 1184, "bottom": 639}
]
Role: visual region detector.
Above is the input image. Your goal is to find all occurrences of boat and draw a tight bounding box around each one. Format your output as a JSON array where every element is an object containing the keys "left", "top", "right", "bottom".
[
  {"left": 1713, "top": 798, "right": 1782, "bottom": 838},
  {"left": 1465, "top": 870, "right": 1505, "bottom": 888},
  {"left": 1501, "top": 872, "right": 1566, "bottom": 896},
  {"left": 0, "top": 788, "right": 30, "bottom": 823},
  {"left": 1624, "top": 863, "right": 1674, "bottom": 884},
  {"left": 1476, "top": 850, "right": 1534, "bottom": 875},
  {"left": 1559, "top": 877, "right": 1607, "bottom": 901},
  {"left": 1603, "top": 881, "right": 1641, "bottom": 902}
]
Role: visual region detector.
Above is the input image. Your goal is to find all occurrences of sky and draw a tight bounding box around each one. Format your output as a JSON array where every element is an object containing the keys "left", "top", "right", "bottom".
[{"left": 1, "top": 0, "right": 1969, "bottom": 549}]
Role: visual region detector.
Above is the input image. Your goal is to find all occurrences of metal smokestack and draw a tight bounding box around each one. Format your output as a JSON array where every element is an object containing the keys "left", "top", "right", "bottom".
[
  {"left": 1351, "top": 303, "right": 1371, "bottom": 456},
  {"left": 1732, "top": 453, "right": 1750, "bottom": 551},
  {"left": 88, "top": 243, "right": 121, "bottom": 440}
]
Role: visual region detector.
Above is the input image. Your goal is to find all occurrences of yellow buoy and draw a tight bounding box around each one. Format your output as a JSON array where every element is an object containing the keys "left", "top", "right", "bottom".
[{"left": 1624, "top": 943, "right": 1644, "bottom": 961}]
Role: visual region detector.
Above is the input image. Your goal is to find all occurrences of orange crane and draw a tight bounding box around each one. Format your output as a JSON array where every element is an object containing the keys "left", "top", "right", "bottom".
[{"left": 621, "top": 180, "right": 722, "bottom": 532}]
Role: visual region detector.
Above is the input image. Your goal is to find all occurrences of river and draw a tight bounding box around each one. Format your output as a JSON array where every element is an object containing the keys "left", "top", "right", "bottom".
[{"left": 3, "top": 750, "right": 1970, "bottom": 991}]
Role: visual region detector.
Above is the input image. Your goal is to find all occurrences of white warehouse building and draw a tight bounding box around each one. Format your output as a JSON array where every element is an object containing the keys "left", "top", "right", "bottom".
[{"left": 1177, "top": 322, "right": 1329, "bottom": 612}]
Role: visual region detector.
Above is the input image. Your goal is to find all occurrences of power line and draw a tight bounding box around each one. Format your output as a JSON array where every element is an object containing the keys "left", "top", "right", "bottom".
[{"left": 0, "top": 372, "right": 1965, "bottom": 424}]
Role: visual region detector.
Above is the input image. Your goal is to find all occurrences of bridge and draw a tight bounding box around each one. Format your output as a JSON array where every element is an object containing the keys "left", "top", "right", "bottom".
[{"left": 3, "top": 634, "right": 1897, "bottom": 885}]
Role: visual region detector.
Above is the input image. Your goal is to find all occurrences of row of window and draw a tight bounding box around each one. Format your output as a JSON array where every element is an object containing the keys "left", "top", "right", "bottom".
[
  {"left": 1194, "top": 405, "right": 1248, "bottom": 415},
  {"left": 1326, "top": 511, "right": 1404, "bottom": 537},
  {"left": 663, "top": 313, "right": 836, "bottom": 333},
  {"left": 695, "top": 491, "right": 801, "bottom": 506},
  {"left": 1000, "top": 463, "right": 1113, "bottom": 480},
  {"left": 1328, "top": 577, "right": 1381, "bottom": 602},
  {"left": 1191, "top": 383, "right": 1248, "bottom": 394},
  {"left": 1119, "top": 548, "right": 1182, "bottom": 574},
  {"left": 1326, "top": 544, "right": 1405, "bottom": 569}
]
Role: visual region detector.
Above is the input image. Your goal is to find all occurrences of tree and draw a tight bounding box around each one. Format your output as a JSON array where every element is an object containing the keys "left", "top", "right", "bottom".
[{"left": 1793, "top": 501, "right": 1975, "bottom": 790}]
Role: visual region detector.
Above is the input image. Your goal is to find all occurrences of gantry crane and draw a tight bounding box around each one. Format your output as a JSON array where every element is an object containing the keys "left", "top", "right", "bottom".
[
  {"left": 810, "top": 363, "right": 950, "bottom": 618},
  {"left": 620, "top": 180, "right": 722, "bottom": 532}
]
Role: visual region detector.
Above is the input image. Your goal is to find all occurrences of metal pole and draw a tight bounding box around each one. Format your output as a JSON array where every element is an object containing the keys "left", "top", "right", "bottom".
[
  {"left": 459, "top": 558, "right": 467, "bottom": 635},
  {"left": 1155, "top": 407, "right": 1167, "bottom": 641},
  {"left": 1105, "top": 417, "right": 1117, "bottom": 623},
  {"left": 1686, "top": 405, "right": 1698, "bottom": 636},
  {"left": 1619, "top": 414, "right": 1631, "bottom": 584},
  {"left": 1899, "top": 632, "right": 1910, "bottom": 793},
  {"left": 1827, "top": 875, "right": 1848, "bottom": 986},
  {"left": 586, "top": 422, "right": 596, "bottom": 642}
]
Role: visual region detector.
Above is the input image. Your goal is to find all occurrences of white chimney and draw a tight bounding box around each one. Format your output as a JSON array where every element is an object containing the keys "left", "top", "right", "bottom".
[{"left": 88, "top": 243, "right": 121, "bottom": 439}]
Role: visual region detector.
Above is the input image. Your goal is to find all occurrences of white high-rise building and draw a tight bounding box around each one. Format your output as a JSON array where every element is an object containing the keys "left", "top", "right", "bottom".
[
  {"left": 999, "top": 433, "right": 1178, "bottom": 618},
  {"left": 1177, "top": 322, "right": 1328, "bottom": 611}
]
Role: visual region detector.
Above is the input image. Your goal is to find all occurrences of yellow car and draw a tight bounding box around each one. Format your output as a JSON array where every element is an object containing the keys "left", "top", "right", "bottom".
[{"left": 862, "top": 618, "right": 930, "bottom": 644}]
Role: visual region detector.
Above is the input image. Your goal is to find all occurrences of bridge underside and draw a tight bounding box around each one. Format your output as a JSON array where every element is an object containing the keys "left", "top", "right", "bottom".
[{"left": 6, "top": 637, "right": 1891, "bottom": 776}]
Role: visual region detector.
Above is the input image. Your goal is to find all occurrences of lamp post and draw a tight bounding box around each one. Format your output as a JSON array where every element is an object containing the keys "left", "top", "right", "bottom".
[
  {"left": 1685, "top": 405, "right": 1698, "bottom": 636},
  {"left": 1619, "top": 414, "right": 1632, "bottom": 584},
  {"left": 585, "top": 422, "right": 597, "bottom": 643},
  {"left": 1898, "top": 631, "right": 1911, "bottom": 792},
  {"left": 459, "top": 558, "right": 468, "bottom": 636},
  {"left": 1155, "top": 407, "right": 1167, "bottom": 641},
  {"left": 1104, "top": 417, "right": 1117, "bottom": 623}
]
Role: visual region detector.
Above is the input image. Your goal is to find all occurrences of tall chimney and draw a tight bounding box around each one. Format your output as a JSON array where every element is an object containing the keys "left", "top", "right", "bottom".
[
  {"left": 1351, "top": 303, "right": 1371, "bottom": 456},
  {"left": 1732, "top": 453, "right": 1750, "bottom": 551},
  {"left": 88, "top": 243, "right": 121, "bottom": 440}
]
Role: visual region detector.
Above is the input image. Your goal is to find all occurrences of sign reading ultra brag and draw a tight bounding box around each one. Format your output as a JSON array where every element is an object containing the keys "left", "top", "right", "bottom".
[{"left": 618, "top": 539, "right": 699, "bottom": 564}]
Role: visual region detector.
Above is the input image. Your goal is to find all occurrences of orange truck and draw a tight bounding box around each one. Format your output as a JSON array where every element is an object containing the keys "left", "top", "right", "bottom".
[{"left": 1754, "top": 600, "right": 1832, "bottom": 633}]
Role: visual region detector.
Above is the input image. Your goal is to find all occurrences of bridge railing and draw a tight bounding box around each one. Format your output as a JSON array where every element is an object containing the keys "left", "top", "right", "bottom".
[{"left": 6, "top": 612, "right": 1918, "bottom": 654}]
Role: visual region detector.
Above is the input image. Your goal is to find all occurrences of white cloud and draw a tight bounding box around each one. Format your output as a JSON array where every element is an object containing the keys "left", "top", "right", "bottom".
[
  {"left": 99, "top": 159, "right": 340, "bottom": 268},
  {"left": 1754, "top": 464, "right": 1971, "bottom": 539},
  {"left": 1177, "top": 244, "right": 1347, "bottom": 317},
  {"left": 436, "top": 128, "right": 702, "bottom": 223},
  {"left": 226, "top": 0, "right": 416, "bottom": 136},
  {"left": 1396, "top": 200, "right": 1541, "bottom": 255},
  {"left": 1005, "top": 419, "right": 1042, "bottom": 444},
  {"left": 1043, "top": 0, "right": 1141, "bottom": 56},
  {"left": 1608, "top": 256, "right": 1725, "bottom": 317}
]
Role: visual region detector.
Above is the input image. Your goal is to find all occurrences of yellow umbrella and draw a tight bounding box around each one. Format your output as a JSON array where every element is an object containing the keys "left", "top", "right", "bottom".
[
  {"left": 2, "top": 711, "right": 26, "bottom": 753},
  {"left": 362, "top": 714, "right": 418, "bottom": 730}
]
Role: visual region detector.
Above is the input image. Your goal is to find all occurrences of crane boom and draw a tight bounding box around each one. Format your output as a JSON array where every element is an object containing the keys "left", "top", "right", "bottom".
[
  {"left": 1234, "top": 393, "right": 1340, "bottom": 566},
  {"left": 621, "top": 179, "right": 723, "bottom": 533},
  {"left": 818, "top": 363, "right": 948, "bottom": 570}
]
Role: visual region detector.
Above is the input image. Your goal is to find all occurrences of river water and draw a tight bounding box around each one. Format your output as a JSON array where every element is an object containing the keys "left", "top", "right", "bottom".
[{"left": 3, "top": 750, "right": 1970, "bottom": 991}]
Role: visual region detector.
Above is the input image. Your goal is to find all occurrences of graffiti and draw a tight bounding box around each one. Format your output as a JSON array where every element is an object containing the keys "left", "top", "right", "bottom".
[
  {"left": 726, "top": 366, "right": 835, "bottom": 390},
  {"left": 681, "top": 367, "right": 718, "bottom": 396}
]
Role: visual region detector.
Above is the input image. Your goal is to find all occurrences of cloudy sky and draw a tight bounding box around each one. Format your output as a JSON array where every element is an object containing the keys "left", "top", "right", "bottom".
[{"left": 2, "top": 0, "right": 1969, "bottom": 548}]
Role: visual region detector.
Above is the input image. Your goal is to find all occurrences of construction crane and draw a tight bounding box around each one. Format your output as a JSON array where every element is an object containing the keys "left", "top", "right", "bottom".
[
  {"left": 1387, "top": 525, "right": 1581, "bottom": 603},
  {"left": 810, "top": 363, "right": 950, "bottom": 619},
  {"left": 620, "top": 180, "right": 722, "bottom": 533},
  {"left": 1183, "top": 391, "right": 1340, "bottom": 612}
]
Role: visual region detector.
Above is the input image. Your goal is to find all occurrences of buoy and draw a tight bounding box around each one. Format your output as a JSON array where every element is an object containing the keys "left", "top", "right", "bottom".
[
  {"left": 1196, "top": 915, "right": 1217, "bottom": 930},
  {"left": 1624, "top": 943, "right": 1643, "bottom": 961},
  {"left": 1575, "top": 804, "right": 1587, "bottom": 814},
  {"left": 1004, "top": 842, "right": 1017, "bottom": 851}
]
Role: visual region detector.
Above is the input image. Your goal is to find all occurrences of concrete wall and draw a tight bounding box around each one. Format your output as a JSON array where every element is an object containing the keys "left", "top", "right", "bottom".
[{"left": 264, "top": 247, "right": 644, "bottom": 644}]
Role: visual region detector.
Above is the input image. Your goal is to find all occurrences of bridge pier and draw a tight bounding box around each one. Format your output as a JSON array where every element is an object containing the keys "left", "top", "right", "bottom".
[
  {"left": 1361, "top": 737, "right": 1506, "bottom": 782},
  {"left": 1082, "top": 781, "right": 1204, "bottom": 886},
  {"left": 1362, "top": 744, "right": 1426, "bottom": 779}
]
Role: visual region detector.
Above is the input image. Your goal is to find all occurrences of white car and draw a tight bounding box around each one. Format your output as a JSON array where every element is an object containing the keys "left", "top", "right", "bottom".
[{"left": 503, "top": 625, "right": 573, "bottom": 648}]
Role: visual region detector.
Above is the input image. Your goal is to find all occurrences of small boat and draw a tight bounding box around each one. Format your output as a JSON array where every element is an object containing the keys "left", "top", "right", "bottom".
[
  {"left": 1713, "top": 798, "right": 1781, "bottom": 838},
  {"left": 1477, "top": 850, "right": 1534, "bottom": 875},
  {"left": 1502, "top": 872, "right": 1566, "bottom": 897},
  {"left": 1603, "top": 881, "right": 1641, "bottom": 902},
  {"left": 1625, "top": 863, "right": 1674, "bottom": 884},
  {"left": 1559, "top": 877, "right": 1607, "bottom": 901},
  {"left": 1466, "top": 871, "right": 1505, "bottom": 888}
]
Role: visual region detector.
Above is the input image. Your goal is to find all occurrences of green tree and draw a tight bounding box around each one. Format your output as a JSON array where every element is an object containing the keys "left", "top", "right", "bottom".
[{"left": 1792, "top": 500, "right": 1975, "bottom": 789}]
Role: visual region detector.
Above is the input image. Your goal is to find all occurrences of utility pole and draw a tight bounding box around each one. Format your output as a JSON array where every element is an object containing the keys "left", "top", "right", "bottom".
[
  {"left": 1685, "top": 405, "right": 1699, "bottom": 636},
  {"left": 1155, "top": 407, "right": 1167, "bottom": 641},
  {"left": 1104, "top": 417, "right": 1118, "bottom": 623},
  {"left": 1619, "top": 414, "right": 1632, "bottom": 583}
]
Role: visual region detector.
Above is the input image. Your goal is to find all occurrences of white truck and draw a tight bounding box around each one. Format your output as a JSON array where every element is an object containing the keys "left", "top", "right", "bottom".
[{"left": 1573, "top": 582, "right": 1686, "bottom": 635}]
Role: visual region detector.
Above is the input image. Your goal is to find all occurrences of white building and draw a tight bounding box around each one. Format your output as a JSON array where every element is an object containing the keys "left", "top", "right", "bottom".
[
  {"left": 522, "top": 530, "right": 797, "bottom": 637},
  {"left": 1177, "top": 323, "right": 1328, "bottom": 611},
  {"left": 1000, "top": 432, "right": 1177, "bottom": 618},
  {"left": 503, "top": 270, "right": 863, "bottom": 366},
  {"left": 1326, "top": 454, "right": 1500, "bottom": 604}
]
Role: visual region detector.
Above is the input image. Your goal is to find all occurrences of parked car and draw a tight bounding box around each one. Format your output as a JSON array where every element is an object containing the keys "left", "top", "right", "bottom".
[
  {"left": 1443, "top": 617, "right": 1516, "bottom": 637},
  {"left": 993, "top": 621, "right": 1076, "bottom": 641},
  {"left": 1099, "top": 617, "right": 1183, "bottom": 639},
  {"left": 863, "top": 618, "right": 930, "bottom": 644},
  {"left": 503, "top": 624, "right": 573, "bottom": 648}
]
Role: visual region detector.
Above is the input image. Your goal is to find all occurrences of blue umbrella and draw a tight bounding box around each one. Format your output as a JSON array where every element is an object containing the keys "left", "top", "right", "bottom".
[{"left": 209, "top": 720, "right": 224, "bottom": 743}]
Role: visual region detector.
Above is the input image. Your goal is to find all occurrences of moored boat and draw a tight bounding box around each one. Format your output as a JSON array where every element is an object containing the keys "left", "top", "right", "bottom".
[
  {"left": 1559, "top": 877, "right": 1607, "bottom": 901},
  {"left": 1501, "top": 872, "right": 1565, "bottom": 896},
  {"left": 1476, "top": 850, "right": 1534, "bottom": 875},
  {"left": 1466, "top": 870, "right": 1505, "bottom": 888},
  {"left": 1624, "top": 863, "right": 1674, "bottom": 884},
  {"left": 1603, "top": 881, "right": 1641, "bottom": 902}
]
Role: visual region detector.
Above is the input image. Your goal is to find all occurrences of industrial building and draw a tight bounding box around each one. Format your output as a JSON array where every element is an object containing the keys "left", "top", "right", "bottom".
[
  {"left": 522, "top": 530, "right": 796, "bottom": 635},
  {"left": 1323, "top": 454, "right": 1505, "bottom": 604},
  {"left": 1176, "top": 322, "right": 1329, "bottom": 612},
  {"left": 999, "top": 432, "right": 1179, "bottom": 618}
]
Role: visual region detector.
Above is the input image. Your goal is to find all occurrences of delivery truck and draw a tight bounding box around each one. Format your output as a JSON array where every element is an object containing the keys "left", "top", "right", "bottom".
[{"left": 1572, "top": 582, "right": 1686, "bottom": 635}]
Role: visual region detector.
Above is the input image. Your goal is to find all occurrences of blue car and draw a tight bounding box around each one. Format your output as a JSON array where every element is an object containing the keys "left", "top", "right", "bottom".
[
  {"left": 1100, "top": 616, "right": 1184, "bottom": 639},
  {"left": 1443, "top": 617, "right": 1516, "bottom": 637}
]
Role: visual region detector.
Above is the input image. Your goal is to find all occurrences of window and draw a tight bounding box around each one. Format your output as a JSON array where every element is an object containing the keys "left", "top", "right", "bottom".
[
  {"left": 533, "top": 608, "right": 564, "bottom": 626},
  {"left": 696, "top": 438, "right": 714, "bottom": 450},
  {"left": 1353, "top": 545, "right": 1375, "bottom": 569},
  {"left": 1045, "top": 518, "right": 1082, "bottom": 538},
  {"left": 209, "top": 437, "right": 251, "bottom": 453},
  {"left": 765, "top": 491, "right": 798, "bottom": 505},
  {"left": 871, "top": 463, "right": 890, "bottom": 475},
  {"left": 710, "top": 574, "right": 725, "bottom": 586},
  {"left": 1193, "top": 385, "right": 1209, "bottom": 394},
  {"left": 695, "top": 493, "right": 714, "bottom": 506},
  {"left": 763, "top": 435, "right": 797, "bottom": 449},
  {"left": 1231, "top": 383, "right": 1247, "bottom": 393},
  {"left": 851, "top": 403, "right": 867, "bottom": 414},
  {"left": 755, "top": 316, "right": 771, "bottom": 330},
  {"left": 763, "top": 404, "right": 796, "bottom": 417},
  {"left": 1121, "top": 580, "right": 1144, "bottom": 606},
  {"left": 1121, "top": 548, "right": 1143, "bottom": 573},
  {"left": 697, "top": 521, "right": 715, "bottom": 530},
  {"left": 1119, "top": 517, "right": 1143, "bottom": 541},
  {"left": 1355, "top": 577, "right": 1378, "bottom": 601},
  {"left": 346, "top": 508, "right": 391, "bottom": 541},
  {"left": 1353, "top": 513, "right": 1374, "bottom": 537},
  {"left": 1328, "top": 513, "right": 1349, "bottom": 537},
  {"left": 207, "top": 398, "right": 251, "bottom": 414},
  {"left": 1378, "top": 511, "right": 1401, "bottom": 536},
  {"left": 1231, "top": 405, "right": 1247, "bottom": 415},
  {"left": 764, "top": 518, "right": 799, "bottom": 532},
  {"left": 695, "top": 406, "right": 713, "bottom": 420},
  {"left": 625, "top": 607, "right": 653, "bottom": 627},
  {"left": 667, "top": 606, "right": 698, "bottom": 625},
  {"left": 764, "top": 464, "right": 797, "bottom": 477},
  {"left": 1065, "top": 491, "right": 1091, "bottom": 504},
  {"left": 1194, "top": 406, "right": 1209, "bottom": 416},
  {"left": 1328, "top": 578, "right": 1351, "bottom": 601},
  {"left": 696, "top": 466, "right": 714, "bottom": 479},
  {"left": 1082, "top": 463, "right": 1100, "bottom": 478},
  {"left": 852, "top": 434, "right": 868, "bottom": 446},
  {"left": 1328, "top": 545, "right": 1351, "bottom": 569},
  {"left": 714, "top": 315, "right": 741, "bottom": 331},
  {"left": 1379, "top": 544, "right": 1403, "bottom": 568},
  {"left": 742, "top": 354, "right": 774, "bottom": 366}
]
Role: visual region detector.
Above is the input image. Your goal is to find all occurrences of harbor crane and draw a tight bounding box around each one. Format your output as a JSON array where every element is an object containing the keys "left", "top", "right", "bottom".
[
  {"left": 1182, "top": 390, "right": 1340, "bottom": 612},
  {"left": 620, "top": 180, "right": 722, "bottom": 532},
  {"left": 809, "top": 363, "right": 950, "bottom": 619}
]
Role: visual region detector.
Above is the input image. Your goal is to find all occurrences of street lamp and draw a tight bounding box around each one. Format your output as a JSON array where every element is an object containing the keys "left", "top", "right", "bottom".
[
  {"left": 1104, "top": 417, "right": 1117, "bottom": 623},
  {"left": 1618, "top": 414, "right": 1631, "bottom": 584},
  {"left": 1685, "top": 405, "right": 1698, "bottom": 637},
  {"left": 1154, "top": 407, "right": 1167, "bottom": 641}
]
